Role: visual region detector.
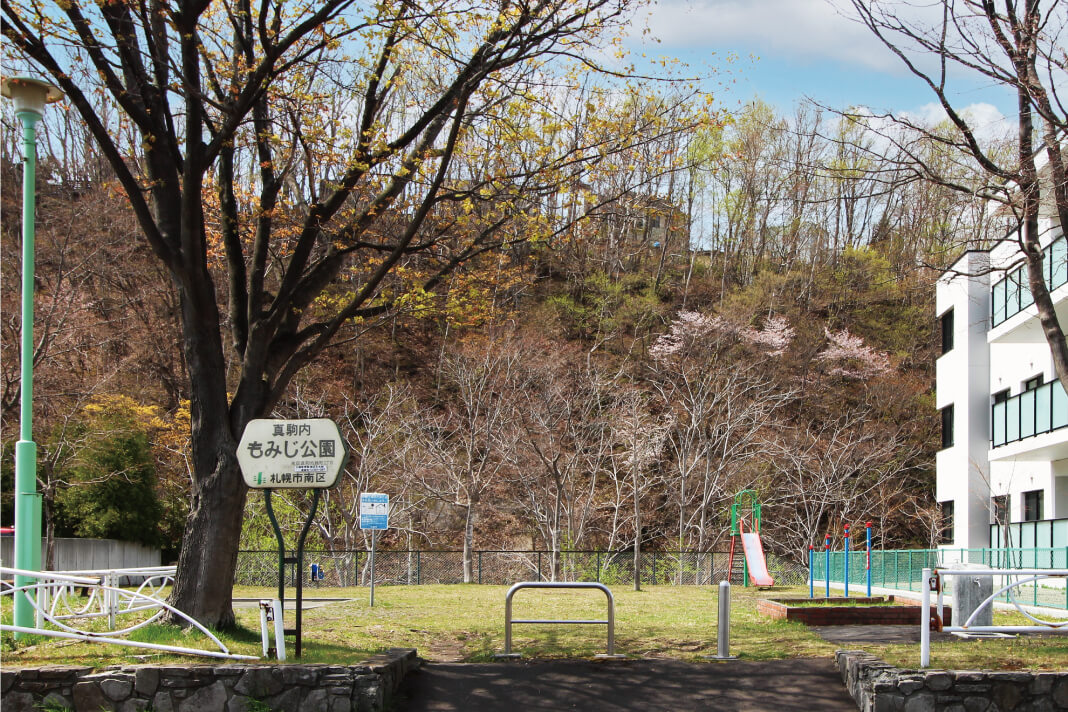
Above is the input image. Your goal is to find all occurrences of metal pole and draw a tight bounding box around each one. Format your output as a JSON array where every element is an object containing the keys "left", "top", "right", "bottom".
[
  {"left": 808, "top": 546, "right": 814, "bottom": 599},
  {"left": 504, "top": 584, "right": 513, "bottom": 655},
  {"left": 273, "top": 599, "right": 286, "bottom": 661},
  {"left": 866, "top": 522, "right": 872, "bottom": 598},
  {"left": 824, "top": 534, "right": 831, "bottom": 598},
  {"left": 259, "top": 601, "right": 270, "bottom": 658},
  {"left": 370, "top": 530, "right": 377, "bottom": 607},
  {"left": 920, "top": 567, "right": 931, "bottom": 668},
  {"left": 717, "top": 581, "right": 731, "bottom": 658},
  {"left": 844, "top": 524, "right": 850, "bottom": 598},
  {"left": 706, "top": 580, "right": 736, "bottom": 660},
  {"left": 293, "top": 488, "right": 320, "bottom": 657},
  {"left": 13, "top": 108, "right": 42, "bottom": 633},
  {"left": 264, "top": 490, "right": 286, "bottom": 607},
  {"left": 606, "top": 587, "right": 616, "bottom": 655}
]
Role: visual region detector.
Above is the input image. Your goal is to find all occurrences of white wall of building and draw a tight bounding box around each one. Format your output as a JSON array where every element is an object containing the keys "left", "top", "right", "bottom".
[
  {"left": 936, "top": 209, "right": 1066, "bottom": 548},
  {"left": 936, "top": 250, "right": 991, "bottom": 549}
]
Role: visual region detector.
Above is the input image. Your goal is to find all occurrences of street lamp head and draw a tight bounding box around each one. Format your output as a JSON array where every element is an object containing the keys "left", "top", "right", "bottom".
[{"left": 1, "top": 76, "right": 63, "bottom": 117}]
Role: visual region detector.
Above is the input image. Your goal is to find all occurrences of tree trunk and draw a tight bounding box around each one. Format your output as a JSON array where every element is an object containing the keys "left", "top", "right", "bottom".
[
  {"left": 167, "top": 278, "right": 251, "bottom": 628},
  {"left": 42, "top": 488, "right": 55, "bottom": 570},
  {"left": 462, "top": 501, "right": 474, "bottom": 583},
  {"left": 633, "top": 463, "right": 641, "bottom": 592},
  {"left": 168, "top": 451, "right": 247, "bottom": 627}
]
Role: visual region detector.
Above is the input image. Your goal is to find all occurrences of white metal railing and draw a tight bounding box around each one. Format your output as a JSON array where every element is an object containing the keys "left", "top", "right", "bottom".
[
  {"left": 920, "top": 567, "right": 1068, "bottom": 668},
  {"left": 498, "top": 581, "right": 623, "bottom": 658},
  {"left": 1, "top": 566, "right": 257, "bottom": 660}
]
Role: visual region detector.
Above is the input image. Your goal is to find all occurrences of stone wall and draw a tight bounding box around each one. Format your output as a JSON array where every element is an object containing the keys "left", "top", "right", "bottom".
[
  {"left": 0, "top": 648, "right": 419, "bottom": 712},
  {"left": 836, "top": 650, "right": 1068, "bottom": 711}
]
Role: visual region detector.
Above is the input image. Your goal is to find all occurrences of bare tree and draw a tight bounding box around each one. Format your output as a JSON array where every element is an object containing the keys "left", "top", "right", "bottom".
[
  {"left": 650, "top": 311, "right": 795, "bottom": 555},
  {"left": 3, "top": 0, "right": 703, "bottom": 624},
  {"left": 500, "top": 339, "right": 612, "bottom": 580},
  {"left": 609, "top": 387, "right": 669, "bottom": 591},
  {"left": 766, "top": 412, "right": 910, "bottom": 557},
  {"left": 416, "top": 337, "right": 518, "bottom": 582},
  {"left": 847, "top": 0, "right": 1068, "bottom": 384}
]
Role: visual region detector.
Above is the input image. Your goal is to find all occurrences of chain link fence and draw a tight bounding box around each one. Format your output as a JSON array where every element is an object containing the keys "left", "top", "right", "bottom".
[{"left": 236, "top": 550, "right": 810, "bottom": 588}]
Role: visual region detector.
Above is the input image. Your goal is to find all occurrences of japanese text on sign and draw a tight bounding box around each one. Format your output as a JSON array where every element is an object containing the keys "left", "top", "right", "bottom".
[{"left": 237, "top": 419, "right": 348, "bottom": 489}]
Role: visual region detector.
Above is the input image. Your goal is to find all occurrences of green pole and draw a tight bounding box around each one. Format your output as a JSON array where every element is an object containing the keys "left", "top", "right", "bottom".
[{"left": 14, "top": 107, "right": 42, "bottom": 633}]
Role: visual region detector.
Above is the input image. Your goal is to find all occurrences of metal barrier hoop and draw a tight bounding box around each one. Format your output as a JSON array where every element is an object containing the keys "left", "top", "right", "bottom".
[{"left": 501, "top": 581, "right": 622, "bottom": 658}]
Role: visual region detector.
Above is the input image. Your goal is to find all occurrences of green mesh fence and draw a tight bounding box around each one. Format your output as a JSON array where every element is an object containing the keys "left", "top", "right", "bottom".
[{"left": 809, "top": 547, "right": 1068, "bottom": 610}]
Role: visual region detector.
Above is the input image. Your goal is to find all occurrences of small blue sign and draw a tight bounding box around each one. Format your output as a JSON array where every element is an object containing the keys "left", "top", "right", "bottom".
[{"left": 360, "top": 492, "right": 389, "bottom": 530}]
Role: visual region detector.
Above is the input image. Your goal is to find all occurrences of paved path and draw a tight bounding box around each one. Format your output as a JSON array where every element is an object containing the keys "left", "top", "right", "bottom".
[{"left": 396, "top": 658, "right": 857, "bottom": 711}]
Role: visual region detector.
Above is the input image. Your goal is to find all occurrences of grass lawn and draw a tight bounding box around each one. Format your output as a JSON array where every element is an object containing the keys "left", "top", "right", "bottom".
[
  {"left": 776, "top": 597, "right": 899, "bottom": 607},
  {"left": 2, "top": 584, "right": 1066, "bottom": 671}
]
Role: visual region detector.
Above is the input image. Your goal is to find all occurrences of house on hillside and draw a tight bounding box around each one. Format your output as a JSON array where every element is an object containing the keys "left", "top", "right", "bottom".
[{"left": 935, "top": 186, "right": 1067, "bottom": 554}]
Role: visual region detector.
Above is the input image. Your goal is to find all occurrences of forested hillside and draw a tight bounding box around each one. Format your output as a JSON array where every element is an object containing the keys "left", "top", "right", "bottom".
[{"left": 1, "top": 97, "right": 1007, "bottom": 570}]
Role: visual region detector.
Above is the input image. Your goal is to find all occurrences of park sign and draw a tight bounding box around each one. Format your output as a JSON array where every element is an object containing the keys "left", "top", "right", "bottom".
[
  {"left": 360, "top": 492, "right": 389, "bottom": 530},
  {"left": 237, "top": 418, "right": 348, "bottom": 489}
]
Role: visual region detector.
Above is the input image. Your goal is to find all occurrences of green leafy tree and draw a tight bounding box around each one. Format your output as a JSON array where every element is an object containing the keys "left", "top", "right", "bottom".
[{"left": 53, "top": 398, "right": 163, "bottom": 547}]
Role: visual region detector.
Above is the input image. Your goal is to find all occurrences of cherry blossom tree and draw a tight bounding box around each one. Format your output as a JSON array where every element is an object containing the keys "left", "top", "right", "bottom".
[{"left": 816, "top": 327, "right": 892, "bottom": 378}]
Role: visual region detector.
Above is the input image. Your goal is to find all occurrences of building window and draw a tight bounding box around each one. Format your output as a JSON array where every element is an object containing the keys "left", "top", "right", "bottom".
[
  {"left": 993, "top": 389, "right": 1010, "bottom": 404},
  {"left": 940, "top": 404, "right": 954, "bottom": 449},
  {"left": 940, "top": 309, "right": 954, "bottom": 354},
  {"left": 991, "top": 495, "right": 1009, "bottom": 525},
  {"left": 939, "top": 501, "right": 954, "bottom": 544},
  {"left": 1025, "top": 374, "right": 1044, "bottom": 391},
  {"left": 1023, "top": 490, "right": 1044, "bottom": 521}
]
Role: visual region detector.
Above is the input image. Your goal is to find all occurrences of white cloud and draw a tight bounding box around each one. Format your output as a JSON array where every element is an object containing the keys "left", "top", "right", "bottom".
[
  {"left": 842, "top": 102, "right": 1013, "bottom": 156},
  {"left": 901, "top": 102, "right": 1014, "bottom": 143},
  {"left": 632, "top": 0, "right": 905, "bottom": 72}
]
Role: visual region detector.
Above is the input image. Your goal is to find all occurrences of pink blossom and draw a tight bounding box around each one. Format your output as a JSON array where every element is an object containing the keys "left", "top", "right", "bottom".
[
  {"left": 650, "top": 311, "right": 717, "bottom": 361},
  {"left": 744, "top": 315, "right": 794, "bottom": 356},
  {"left": 652, "top": 312, "right": 795, "bottom": 361},
  {"left": 816, "top": 327, "right": 892, "bottom": 378}
]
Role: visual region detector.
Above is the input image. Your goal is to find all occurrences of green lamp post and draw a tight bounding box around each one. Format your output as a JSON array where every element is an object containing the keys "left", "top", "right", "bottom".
[{"left": 2, "top": 76, "right": 63, "bottom": 632}]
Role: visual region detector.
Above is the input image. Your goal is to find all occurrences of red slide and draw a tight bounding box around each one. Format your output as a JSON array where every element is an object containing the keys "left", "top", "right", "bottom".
[{"left": 740, "top": 532, "right": 775, "bottom": 587}]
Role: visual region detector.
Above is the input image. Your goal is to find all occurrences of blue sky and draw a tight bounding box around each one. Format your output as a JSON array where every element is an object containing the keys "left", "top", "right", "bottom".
[{"left": 624, "top": 0, "right": 1016, "bottom": 128}]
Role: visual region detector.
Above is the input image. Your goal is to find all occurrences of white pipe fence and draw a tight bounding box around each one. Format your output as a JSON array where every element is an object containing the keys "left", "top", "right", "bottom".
[
  {"left": 0, "top": 566, "right": 257, "bottom": 661},
  {"left": 920, "top": 567, "right": 1068, "bottom": 668}
]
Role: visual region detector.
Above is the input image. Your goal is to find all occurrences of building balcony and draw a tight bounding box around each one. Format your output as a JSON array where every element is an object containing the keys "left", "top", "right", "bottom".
[
  {"left": 988, "top": 234, "right": 1067, "bottom": 342},
  {"left": 990, "top": 379, "right": 1068, "bottom": 460},
  {"left": 990, "top": 517, "right": 1068, "bottom": 551}
]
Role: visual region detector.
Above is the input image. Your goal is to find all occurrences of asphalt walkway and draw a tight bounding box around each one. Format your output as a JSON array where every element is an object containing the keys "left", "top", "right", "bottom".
[{"left": 396, "top": 658, "right": 857, "bottom": 711}]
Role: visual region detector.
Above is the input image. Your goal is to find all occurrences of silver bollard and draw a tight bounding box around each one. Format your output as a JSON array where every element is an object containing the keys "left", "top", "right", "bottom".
[{"left": 706, "top": 580, "right": 737, "bottom": 660}]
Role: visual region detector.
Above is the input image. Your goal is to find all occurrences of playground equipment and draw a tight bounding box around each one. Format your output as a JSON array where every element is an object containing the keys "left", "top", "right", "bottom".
[
  {"left": 809, "top": 522, "right": 874, "bottom": 598},
  {"left": 726, "top": 490, "right": 774, "bottom": 587},
  {"left": 497, "top": 581, "right": 624, "bottom": 658},
  {"left": 920, "top": 566, "right": 1068, "bottom": 668}
]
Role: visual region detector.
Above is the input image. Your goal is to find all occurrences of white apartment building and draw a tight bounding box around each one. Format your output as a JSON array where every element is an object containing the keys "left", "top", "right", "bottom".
[{"left": 935, "top": 206, "right": 1067, "bottom": 553}]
